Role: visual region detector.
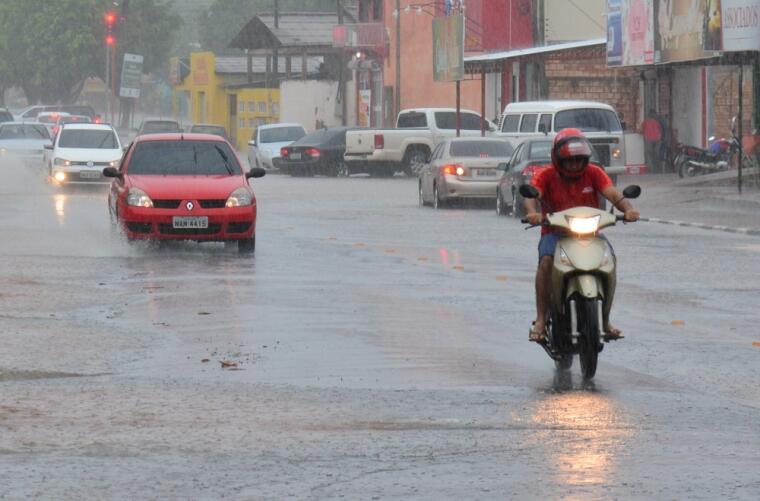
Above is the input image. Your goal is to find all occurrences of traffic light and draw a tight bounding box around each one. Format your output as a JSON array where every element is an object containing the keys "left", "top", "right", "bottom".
[{"left": 104, "top": 11, "right": 117, "bottom": 46}]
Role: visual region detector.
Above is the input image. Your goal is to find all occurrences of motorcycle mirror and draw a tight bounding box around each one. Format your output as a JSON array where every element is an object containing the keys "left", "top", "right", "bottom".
[
  {"left": 519, "top": 184, "right": 539, "bottom": 199},
  {"left": 622, "top": 185, "right": 641, "bottom": 199}
]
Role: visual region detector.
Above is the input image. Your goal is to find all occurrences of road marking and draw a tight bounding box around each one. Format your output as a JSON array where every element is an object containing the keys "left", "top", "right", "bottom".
[
  {"left": 384, "top": 248, "right": 397, "bottom": 253},
  {"left": 452, "top": 265, "right": 464, "bottom": 271},
  {"left": 417, "top": 256, "right": 429, "bottom": 261},
  {"left": 354, "top": 242, "right": 365, "bottom": 248},
  {"left": 495, "top": 275, "right": 508, "bottom": 281},
  {"left": 752, "top": 342, "right": 760, "bottom": 347},
  {"left": 671, "top": 320, "right": 685, "bottom": 326},
  {"left": 327, "top": 236, "right": 337, "bottom": 240}
]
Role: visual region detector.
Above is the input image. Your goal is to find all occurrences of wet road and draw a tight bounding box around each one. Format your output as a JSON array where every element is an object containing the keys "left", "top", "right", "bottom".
[{"left": 1, "top": 160, "right": 759, "bottom": 499}]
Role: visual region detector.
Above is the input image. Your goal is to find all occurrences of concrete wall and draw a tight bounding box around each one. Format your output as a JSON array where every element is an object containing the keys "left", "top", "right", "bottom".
[{"left": 279, "top": 80, "right": 352, "bottom": 132}]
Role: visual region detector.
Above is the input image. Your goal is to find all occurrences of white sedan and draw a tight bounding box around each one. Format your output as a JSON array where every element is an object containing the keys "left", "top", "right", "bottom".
[{"left": 45, "top": 123, "right": 123, "bottom": 185}]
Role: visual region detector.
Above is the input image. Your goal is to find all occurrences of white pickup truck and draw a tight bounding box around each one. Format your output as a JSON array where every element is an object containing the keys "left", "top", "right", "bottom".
[{"left": 343, "top": 108, "right": 496, "bottom": 176}]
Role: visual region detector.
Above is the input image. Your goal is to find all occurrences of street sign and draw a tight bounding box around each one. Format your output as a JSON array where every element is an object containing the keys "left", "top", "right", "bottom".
[
  {"left": 433, "top": 14, "right": 464, "bottom": 82},
  {"left": 119, "top": 53, "right": 143, "bottom": 99}
]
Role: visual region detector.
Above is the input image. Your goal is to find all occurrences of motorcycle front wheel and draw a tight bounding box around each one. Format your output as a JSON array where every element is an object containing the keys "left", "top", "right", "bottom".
[{"left": 578, "top": 298, "right": 601, "bottom": 379}]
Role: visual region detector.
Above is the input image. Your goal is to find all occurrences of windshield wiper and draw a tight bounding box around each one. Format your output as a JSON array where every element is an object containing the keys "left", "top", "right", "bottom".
[{"left": 214, "top": 145, "right": 234, "bottom": 175}]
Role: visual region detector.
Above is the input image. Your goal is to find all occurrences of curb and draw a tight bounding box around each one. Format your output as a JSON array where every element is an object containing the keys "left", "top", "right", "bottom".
[{"left": 641, "top": 217, "right": 760, "bottom": 236}]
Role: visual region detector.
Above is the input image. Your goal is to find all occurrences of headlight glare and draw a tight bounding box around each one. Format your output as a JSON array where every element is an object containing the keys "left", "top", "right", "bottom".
[
  {"left": 612, "top": 147, "right": 622, "bottom": 159},
  {"left": 54, "top": 171, "right": 66, "bottom": 182},
  {"left": 567, "top": 215, "right": 600, "bottom": 234},
  {"left": 126, "top": 188, "right": 153, "bottom": 208},
  {"left": 226, "top": 187, "right": 253, "bottom": 207}
]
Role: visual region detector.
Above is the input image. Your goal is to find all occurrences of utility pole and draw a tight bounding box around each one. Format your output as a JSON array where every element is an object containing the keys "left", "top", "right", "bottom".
[
  {"left": 395, "top": 0, "right": 401, "bottom": 118},
  {"left": 338, "top": 0, "right": 346, "bottom": 125}
]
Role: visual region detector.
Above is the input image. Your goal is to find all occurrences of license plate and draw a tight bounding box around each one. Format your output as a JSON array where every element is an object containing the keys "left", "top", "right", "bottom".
[
  {"left": 474, "top": 169, "right": 496, "bottom": 177},
  {"left": 290, "top": 153, "right": 301, "bottom": 160},
  {"left": 172, "top": 216, "right": 208, "bottom": 229},
  {"left": 79, "top": 170, "right": 101, "bottom": 179}
]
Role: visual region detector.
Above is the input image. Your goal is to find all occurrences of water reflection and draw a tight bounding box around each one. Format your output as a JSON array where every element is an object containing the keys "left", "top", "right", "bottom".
[
  {"left": 54, "top": 193, "right": 66, "bottom": 224},
  {"left": 531, "top": 376, "right": 633, "bottom": 489}
]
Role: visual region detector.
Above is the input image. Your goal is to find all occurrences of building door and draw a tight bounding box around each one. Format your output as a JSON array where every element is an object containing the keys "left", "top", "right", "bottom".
[
  {"left": 511, "top": 63, "right": 520, "bottom": 102},
  {"left": 228, "top": 94, "right": 238, "bottom": 148}
]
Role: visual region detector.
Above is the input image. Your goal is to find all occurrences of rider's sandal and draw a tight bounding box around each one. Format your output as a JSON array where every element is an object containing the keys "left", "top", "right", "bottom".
[
  {"left": 529, "top": 322, "right": 546, "bottom": 343},
  {"left": 603, "top": 325, "right": 624, "bottom": 341}
]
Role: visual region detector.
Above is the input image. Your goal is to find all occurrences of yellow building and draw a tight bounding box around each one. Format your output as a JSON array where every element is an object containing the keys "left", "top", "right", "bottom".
[{"left": 171, "top": 52, "right": 281, "bottom": 151}]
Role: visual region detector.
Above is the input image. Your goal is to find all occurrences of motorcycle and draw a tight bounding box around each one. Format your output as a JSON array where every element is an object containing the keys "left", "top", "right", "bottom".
[
  {"left": 519, "top": 184, "right": 641, "bottom": 379},
  {"left": 675, "top": 117, "right": 742, "bottom": 178}
]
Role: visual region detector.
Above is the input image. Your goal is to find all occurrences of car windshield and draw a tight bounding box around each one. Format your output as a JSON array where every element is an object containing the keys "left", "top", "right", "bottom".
[
  {"left": 0, "top": 124, "right": 50, "bottom": 139},
  {"left": 0, "top": 111, "right": 13, "bottom": 122},
  {"left": 450, "top": 140, "right": 514, "bottom": 158},
  {"left": 141, "top": 121, "right": 181, "bottom": 133},
  {"left": 528, "top": 141, "right": 553, "bottom": 160},
  {"left": 554, "top": 108, "right": 622, "bottom": 132},
  {"left": 59, "top": 129, "right": 118, "bottom": 149},
  {"left": 260, "top": 126, "right": 306, "bottom": 143},
  {"left": 128, "top": 140, "right": 242, "bottom": 176}
]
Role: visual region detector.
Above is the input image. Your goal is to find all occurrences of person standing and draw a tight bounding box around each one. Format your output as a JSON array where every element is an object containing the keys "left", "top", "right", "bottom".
[{"left": 641, "top": 109, "right": 662, "bottom": 172}]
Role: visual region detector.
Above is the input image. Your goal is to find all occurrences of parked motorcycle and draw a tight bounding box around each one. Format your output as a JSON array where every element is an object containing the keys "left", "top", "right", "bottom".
[
  {"left": 675, "top": 117, "right": 744, "bottom": 178},
  {"left": 519, "top": 184, "right": 641, "bottom": 379}
]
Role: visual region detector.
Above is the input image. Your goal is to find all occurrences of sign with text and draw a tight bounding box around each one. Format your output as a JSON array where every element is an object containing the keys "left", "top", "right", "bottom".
[
  {"left": 433, "top": 14, "right": 464, "bottom": 82},
  {"left": 653, "top": 0, "right": 721, "bottom": 63},
  {"left": 119, "top": 53, "right": 143, "bottom": 99},
  {"left": 721, "top": 0, "right": 760, "bottom": 51}
]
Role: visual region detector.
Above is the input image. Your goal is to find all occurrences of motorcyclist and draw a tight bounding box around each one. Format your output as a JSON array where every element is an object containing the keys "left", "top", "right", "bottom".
[{"left": 525, "top": 128, "right": 640, "bottom": 342}]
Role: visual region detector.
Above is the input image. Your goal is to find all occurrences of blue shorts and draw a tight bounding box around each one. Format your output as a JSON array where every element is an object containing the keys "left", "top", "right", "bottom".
[{"left": 538, "top": 233, "right": 615, "bottom": 260}]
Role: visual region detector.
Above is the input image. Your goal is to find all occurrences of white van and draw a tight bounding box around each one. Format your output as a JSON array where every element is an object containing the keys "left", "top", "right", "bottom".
[{"left": 496, "top": 100, "right": 625, "bottom": 176}]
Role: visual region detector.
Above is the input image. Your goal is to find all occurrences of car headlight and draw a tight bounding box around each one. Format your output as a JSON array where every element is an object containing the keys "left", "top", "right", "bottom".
[
  {"left": 54, "top": 157, "right": 72, "bottom": 166},
  {"left": 126, "top": 188, "right": 153, "bottom": 208},
  {"left": 567, "top": 215, "right": 600, "bottom": 234},
  {"left": 53, "top": 171, "right": 66, "bottom": 182},
  {"left": 226, "top": 187, "right": 253, "bottom": 207},
  {"left": 612, "top": 147, "right": 622, "bottom": 159}
]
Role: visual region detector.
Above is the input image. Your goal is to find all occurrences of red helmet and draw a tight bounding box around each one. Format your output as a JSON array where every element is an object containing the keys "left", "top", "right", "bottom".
[{"left": 552, "top": 128, "right": 593, "bottom": 178}]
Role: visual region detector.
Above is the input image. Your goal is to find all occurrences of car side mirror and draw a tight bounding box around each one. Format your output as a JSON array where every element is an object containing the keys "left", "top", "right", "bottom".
[
  {"left": 519, "top": 184, "right": 539, "bottom": 199},
  {"left": 102, "top": 167, "right": 122, "bottom": 179},
  {"left": 246, "top": 167, "right": 266, "bottom": 179},
  {"left": 538, "top": 124, "right": 547, "bottom": 135},
  {"left": 123, "top": 145, "right": 129, "bottom": 152},
  {"left": 248, "top": 140, "right": 256, "bottom": 147},
  {"left": 620, "top": 121, "right": 627, "bottom": 131},
  {"left": 44, "top": 143, "right": 53, "bottom": 150},
  {"left": 622, "top": 185, "right": 641, "bottom": 199}
]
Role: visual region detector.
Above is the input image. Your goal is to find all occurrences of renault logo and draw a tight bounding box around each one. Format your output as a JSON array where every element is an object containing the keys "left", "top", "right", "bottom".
[{"left": 186, "top": 201, "right": 194, "bottom": 211}]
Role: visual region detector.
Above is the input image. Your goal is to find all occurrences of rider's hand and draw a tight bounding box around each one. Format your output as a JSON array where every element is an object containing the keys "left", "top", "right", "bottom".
[
  {"left": 624, "top": 209, "right": 640, "bottom": 222},
  {"left": 527, "top": 212, "right": 543, "bottom": 225}
]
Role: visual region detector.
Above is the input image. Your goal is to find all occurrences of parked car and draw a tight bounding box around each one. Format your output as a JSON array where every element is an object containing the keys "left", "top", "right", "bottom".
[
  {"left": 0, "top": 122, "right": 51, "bottom": 167},
  {"left": 278, "top": 126, "right": 366, "bottom": 177},
  {"left": 103, "top": 133, "right": 266, "bottom": 253},
  {"left": 189, "top": 123, "right": 228, "bottom": 140},
  {"left": 495, "top": 100, "right": 625, "bottom": 179},
  {"left": 345, "top": 108, "right": 496, "bottom": 177},
  {"left": 418, "top": 137, "right": 514, "bottom": 209},
  {"left": 247, "top": 123, "right": 306, "bottom": 171},
  {"left": 136, "top": 119, "right": 182, "bottom": 136},
  {"left": 0, "top": 108, "right": 14, "bottom": 123},
  {"left": 495, "top": 137, "right": 602, "bottom": 217},
  {"left": 45, "top": 123, "right": 123, "bottom": 185}
]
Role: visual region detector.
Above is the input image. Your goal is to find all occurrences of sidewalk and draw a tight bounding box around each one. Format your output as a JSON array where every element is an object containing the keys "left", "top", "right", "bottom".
[{"left": 620, "top": 173, "right": 760, "bottom": 236}]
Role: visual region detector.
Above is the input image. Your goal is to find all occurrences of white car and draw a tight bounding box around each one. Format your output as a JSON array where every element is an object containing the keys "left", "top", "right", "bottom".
[
  {"left": 37, "top": 111, "right": 70, "bottom": 137},
  {"left": 45, "top": 123, "right": 123, "bottom": 185},
  {"left": 247, "top": 123, "right": 306, "bottom": 170}
]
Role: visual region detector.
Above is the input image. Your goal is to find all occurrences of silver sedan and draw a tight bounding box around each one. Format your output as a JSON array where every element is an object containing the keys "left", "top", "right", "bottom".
[{"left": 418, "top": 137, "right": 514, "bottom": 209}]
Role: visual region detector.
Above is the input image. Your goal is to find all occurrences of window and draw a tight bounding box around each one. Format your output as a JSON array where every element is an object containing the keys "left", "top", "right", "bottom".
[
  {"left": 430, "top": 142, "right": 444, "bottom": 161},
  {"left": 372, "top": 0, "right": 383, "bottom": 21},
  {"left": 258, "top": 102, "right": 267, "bottom": 113},
  {"left": 397, "top": 111, "right": 427, "bottom": 128},
  {"left": 248, "top": 101, "right": 255, "bottom": 113},
  {"left": 450, "top": 140, "right": 513, "bottom": 158},
  {"left": 554, "top": 108, "right": 622, "bottom": 132},
  {"left": 527, "top": 141, "right": 553, "bottom": 160},
  {"left": 519, "top": 114, "right": 538, "bottom": 133},
  {"left": 538, "top": 114, "right": 552, "bottom": 133},
  {"left": 239, "top": 118, "right": 245, "bottom": 129},
  {"left": 238, "top": 102, "right": 245, "bottom": 113},
  {"left": 271, "top": 102, "right": 279, "bottom": 115},
  {"left": 501, "top": 114, "right": 520, "bottom": 133},
  {"left": 508, "top": 144, "right": 524, "bottom": 172},
  {"left": 434, "top": 112, "right": 485, "bottom": 130},
  {"left": 128, "top": 141, "right": 242, "bottom": 176},
  {"left": 260, "top": 126, "right": 307, "bottom": 143},
  {"left": 248, "top": 118, "right": 256, "bottom": 128}
]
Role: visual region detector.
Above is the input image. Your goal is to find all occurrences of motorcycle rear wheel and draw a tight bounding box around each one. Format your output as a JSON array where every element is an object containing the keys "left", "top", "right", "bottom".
[{"left": 578, "top": 298, "right": 600, "bottom": 379}]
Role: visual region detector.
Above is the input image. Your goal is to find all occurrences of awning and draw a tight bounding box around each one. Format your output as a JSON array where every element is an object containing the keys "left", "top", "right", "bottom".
[{"left": 464, "top": 38, "right": 607, "bottom": 74}]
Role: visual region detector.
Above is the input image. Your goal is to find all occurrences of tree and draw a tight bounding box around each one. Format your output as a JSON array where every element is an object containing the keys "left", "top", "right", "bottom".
[
  {"left": 0, "top": 0, "right": 180, "bottom": 105},
  {"left": 198, "top": 0, "right": 337, "bottom": 53}
]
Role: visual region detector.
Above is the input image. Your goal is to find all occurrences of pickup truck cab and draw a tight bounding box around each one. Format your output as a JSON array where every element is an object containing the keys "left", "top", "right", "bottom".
[
  {"left": 495, "top": 100, "right": 626, "bottom": 178},
  {"left": 344, "top": 108, "right": 496, "bottom": 177}
]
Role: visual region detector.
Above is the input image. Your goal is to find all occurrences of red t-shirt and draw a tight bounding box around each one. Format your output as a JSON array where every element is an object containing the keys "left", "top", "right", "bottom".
[
  {"left": 531, "top": 164, "right": 613, "bottom": 234},
  {"left": 641, "top": 118, "right": 662, "bottom": 141}
]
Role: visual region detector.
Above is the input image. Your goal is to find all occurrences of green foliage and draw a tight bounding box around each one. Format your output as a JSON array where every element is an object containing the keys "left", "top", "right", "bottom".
[
  {"left": 0, "top": 0, "right": 180, "bottom": 104},
  {"left": 198, "top": 0, "right": 338, "bottom": 52}
]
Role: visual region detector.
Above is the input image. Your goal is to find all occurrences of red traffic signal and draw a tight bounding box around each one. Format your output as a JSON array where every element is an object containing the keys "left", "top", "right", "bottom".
[
  {"left": 105, "top": 12, "right": 116, "bottom": 26},
  {"left": 106, "top": 34, "right": 116, "bottom": 46}
]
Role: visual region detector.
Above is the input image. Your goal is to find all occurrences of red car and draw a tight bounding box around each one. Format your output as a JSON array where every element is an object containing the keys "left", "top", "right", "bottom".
[{"left": 103, "top": 133, "right": 266, "bottom": 253}]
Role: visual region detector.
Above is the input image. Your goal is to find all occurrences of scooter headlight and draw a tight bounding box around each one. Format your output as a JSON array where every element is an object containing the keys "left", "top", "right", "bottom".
[{"left": 567, "top": 215, "right": 600, "bottom": 234}]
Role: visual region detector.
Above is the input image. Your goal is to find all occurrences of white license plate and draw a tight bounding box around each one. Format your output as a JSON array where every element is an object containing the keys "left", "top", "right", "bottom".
[
  {"left": 79, "top": 170, "right": 101, "bottom": 179},
  {"left": 172, "top": 216, "right": 208, "bottom": 229},
  {"left": 290, "top": 153, "right": 302, "bottom": 160},
  {"left": 474, "top": 169, "right": 496, "bottom": 177}
]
